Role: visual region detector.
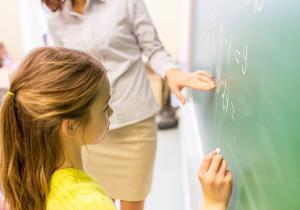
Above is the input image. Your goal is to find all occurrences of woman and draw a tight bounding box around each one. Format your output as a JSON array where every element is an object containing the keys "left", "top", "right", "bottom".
[
  {"left": 0, "top": 47, "right": 232, "bottom": 210},
  {"left": 42, "top": 1, "right": 215, "bottom": 209}
]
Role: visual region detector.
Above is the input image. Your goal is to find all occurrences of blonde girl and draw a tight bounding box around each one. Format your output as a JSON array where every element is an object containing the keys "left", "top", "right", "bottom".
[{"left": 0, "top": 47, "right": 232, "bottom": 210}]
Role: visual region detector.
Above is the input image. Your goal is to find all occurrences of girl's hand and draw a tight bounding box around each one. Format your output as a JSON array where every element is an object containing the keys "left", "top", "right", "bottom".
[
  {"left": 165, "top": 69, "right": 215, "bottom": 105},
  {"left": 198, "top": 150, "right": 233, "bottom": 210}
]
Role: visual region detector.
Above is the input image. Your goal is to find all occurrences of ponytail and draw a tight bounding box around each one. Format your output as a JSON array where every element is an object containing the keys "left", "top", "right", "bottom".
[
  {"left": 0, "top": 92, "right": 59, "bottom": 210},
  {"left": 0, "top": 93, "right": 33, "bottom": 209}
]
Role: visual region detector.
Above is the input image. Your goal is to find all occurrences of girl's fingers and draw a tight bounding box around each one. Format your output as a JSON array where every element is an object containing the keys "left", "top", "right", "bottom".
[
  {"left": 218, "top": 159, "right": 227, "bottom": 177},
  {"left": 199, "top": 150, "right": 218, "bottom": 174},
  {"left": 207, "top": 154, "right": 223, "bottom": 175},
  {"left": 225, "top": 170, "right": 233, "bottom": 183}
]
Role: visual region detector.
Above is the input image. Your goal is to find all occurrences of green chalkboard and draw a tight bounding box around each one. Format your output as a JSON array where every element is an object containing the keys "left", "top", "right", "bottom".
[{"left": 191, "top": 0, "right": 300, "bottom": 209}]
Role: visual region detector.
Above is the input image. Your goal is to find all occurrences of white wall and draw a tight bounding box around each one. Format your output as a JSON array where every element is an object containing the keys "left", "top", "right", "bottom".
[
  {"left": 144, "top": 0, "right": 181, "bottom": 61},
  {"left": 0, "top": 0, "right": 47, "bottom": 59},
  {"left": 18, "top": 0, "right": 48, "bottom": 54},
  {"left": 0, "top": 1, "right": 23, "bottom": 59}
]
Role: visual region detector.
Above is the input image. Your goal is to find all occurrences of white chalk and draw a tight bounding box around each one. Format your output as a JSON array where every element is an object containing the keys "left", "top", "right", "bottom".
[{"left": 215, "top": 148, "right": 221, "bottom": 154}]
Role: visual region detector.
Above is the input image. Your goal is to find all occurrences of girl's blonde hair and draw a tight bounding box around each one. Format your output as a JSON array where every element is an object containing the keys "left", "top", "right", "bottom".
[{"left": 0, "top": 47, "right": 106, "bottom": 210}]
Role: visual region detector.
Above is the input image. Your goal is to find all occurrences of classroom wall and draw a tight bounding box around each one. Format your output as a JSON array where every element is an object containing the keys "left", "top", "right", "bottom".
[
  {"left": 18, "top": 0, "right": 48, "bottom": 54},
  {"left": 144, "top": 0, "right": 181, "bottom": 60},
  {"left": 0, "top": 0, "right": 23, "bottom": 60}
]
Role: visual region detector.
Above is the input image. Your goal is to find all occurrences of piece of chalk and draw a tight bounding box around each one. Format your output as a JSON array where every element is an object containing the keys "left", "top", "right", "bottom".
[{"left": 216, "top": 148, "right": 221, "bottom": 154}]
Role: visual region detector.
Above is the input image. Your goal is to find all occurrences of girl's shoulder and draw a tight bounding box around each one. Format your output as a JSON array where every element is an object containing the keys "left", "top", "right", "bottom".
[{"left": 46, "top": 168, "right": 116, "bottom": 210}]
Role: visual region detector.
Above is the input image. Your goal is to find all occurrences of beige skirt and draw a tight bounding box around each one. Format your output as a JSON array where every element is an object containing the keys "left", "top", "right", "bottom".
[{"left": 83, "top": 117, "right": 157, "bottom": 201}]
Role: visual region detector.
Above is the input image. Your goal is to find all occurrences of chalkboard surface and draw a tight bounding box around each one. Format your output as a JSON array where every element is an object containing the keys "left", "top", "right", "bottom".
[{"left": 191, "top": 0, "right": 300, "bottom": 209}]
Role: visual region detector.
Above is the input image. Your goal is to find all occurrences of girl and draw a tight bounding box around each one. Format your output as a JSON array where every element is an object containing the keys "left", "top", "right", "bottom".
[
  {"left": 42, "top": 1, "right": 216, "bottom": 209},
  {"left": 0, "top": 47, "right": 232, "bottom": 210}
]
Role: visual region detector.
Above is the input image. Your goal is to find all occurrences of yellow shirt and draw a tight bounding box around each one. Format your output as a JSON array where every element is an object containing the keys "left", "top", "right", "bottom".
[{"left": 46, "top": 168, "right": 116, "bottom": 210}]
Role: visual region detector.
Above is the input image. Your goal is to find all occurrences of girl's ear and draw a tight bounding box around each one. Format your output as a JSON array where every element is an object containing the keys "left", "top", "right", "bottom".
[{"left": 61, "top": 119, "right": 78, "bottom": 137}]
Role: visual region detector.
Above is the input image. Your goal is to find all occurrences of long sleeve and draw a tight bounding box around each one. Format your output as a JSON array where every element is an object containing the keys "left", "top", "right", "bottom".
[
  {"left": 128, "top": 0, "right": 180, "bottom": 78},
  {"left": 45, "top": 0, "right": 163, "bottom": 128}
]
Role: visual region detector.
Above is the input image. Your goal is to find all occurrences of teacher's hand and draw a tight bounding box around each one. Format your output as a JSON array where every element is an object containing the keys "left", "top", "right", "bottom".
[{"left": 165, "top": 69, "right": 215, "bottom": 105}]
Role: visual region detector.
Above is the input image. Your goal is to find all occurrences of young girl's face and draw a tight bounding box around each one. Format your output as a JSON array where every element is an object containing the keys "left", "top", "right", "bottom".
[{"left": 81, "top": 76, "right": 113, "bottom": 144}]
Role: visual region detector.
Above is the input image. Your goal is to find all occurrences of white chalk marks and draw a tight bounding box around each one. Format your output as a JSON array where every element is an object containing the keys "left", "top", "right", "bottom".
[
  {"left": 231, "top": 44, "right": 248, "bottom": 76},
  {"left": 242, "top": 45, "right": 248, "bottom": 75},
  {"left": 245, "top": 0, "right": 265, "bottom": 13},
  {"left": 220, "top": 79, "right": 235, "bottom": 120},
  {"left": 254, "top": 0, "right": 265, "bottom": 13}
]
